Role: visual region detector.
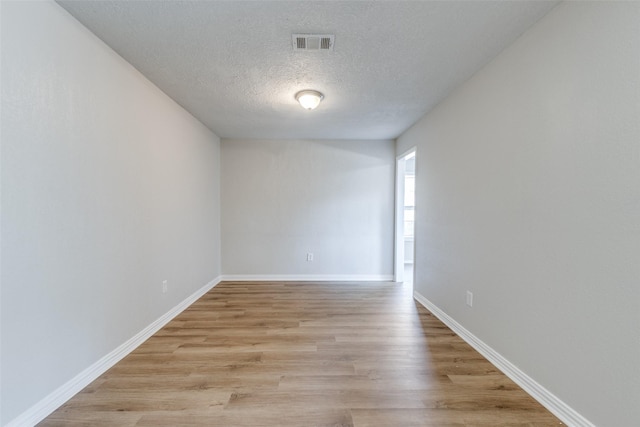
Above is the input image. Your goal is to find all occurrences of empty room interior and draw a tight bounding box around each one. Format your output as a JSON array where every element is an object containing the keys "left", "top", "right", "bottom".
[{"left": 1, "top": 1, "right": 639, "bottom": 426}]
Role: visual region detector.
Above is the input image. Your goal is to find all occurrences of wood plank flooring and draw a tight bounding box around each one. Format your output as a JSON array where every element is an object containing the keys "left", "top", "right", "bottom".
[{"left": 40, "top": 281, "right": 563, "bottom": 426}]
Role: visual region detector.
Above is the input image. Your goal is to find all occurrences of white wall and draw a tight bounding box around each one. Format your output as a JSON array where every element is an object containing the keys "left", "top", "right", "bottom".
[
  {"left": 1, "top": 1, "right": 221, "bottom": 424},
  {"left": 221, "top": 139, "right": 394, "bottom": 279},
  {"left": 397, "top": 2, "right": 639, "bottom": 426}
]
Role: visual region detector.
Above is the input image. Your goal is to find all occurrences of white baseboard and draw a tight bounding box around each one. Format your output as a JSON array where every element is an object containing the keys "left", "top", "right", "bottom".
[
  {"left": 221, "top": 274, "right": 393, "bottom": 282},
  {"left": 413, "top": 291, "right": 594, "bottom": 427},
  {"left": 5, "top": 276, "right": 222, "bottom": 427}
]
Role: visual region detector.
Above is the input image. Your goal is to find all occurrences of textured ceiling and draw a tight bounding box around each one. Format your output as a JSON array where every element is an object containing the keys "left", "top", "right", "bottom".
[{"left": 57, "top": 1, "right": 559, "bottom": 140}]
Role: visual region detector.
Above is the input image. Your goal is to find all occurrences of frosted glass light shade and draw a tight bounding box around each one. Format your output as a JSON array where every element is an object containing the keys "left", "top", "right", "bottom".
[{"left": 295, "top": 90, "right": 324, "bottom": 110}]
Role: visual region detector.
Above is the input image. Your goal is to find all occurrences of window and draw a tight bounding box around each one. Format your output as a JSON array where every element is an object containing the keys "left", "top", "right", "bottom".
[{"left": 404, "top": 174, "right": 415, "bottom": 238}]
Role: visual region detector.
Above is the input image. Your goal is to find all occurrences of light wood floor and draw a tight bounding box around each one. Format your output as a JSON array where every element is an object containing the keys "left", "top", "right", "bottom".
[{"left": 40, "top": 281, "right": 563, "bottom": 426}]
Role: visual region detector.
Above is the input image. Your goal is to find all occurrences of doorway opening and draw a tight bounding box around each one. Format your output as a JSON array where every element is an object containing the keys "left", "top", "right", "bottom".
[{"left": 394, "top": 148, "right": 416, "bottom": 286}]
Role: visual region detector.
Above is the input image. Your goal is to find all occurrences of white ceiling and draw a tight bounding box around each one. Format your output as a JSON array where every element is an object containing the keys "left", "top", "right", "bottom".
[{"left": 57, "top": 1, "right": 559, "bottom": 140}]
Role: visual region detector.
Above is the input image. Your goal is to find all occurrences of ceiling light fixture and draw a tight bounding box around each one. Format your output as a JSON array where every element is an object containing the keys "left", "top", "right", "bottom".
[{"left": 295, "top": 90, "right": 324, "bottom": 110}]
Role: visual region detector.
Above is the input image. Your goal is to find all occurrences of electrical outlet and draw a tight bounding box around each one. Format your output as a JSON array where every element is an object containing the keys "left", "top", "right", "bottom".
[
  {"left": 306, "top": 253, "right": 314, "bottom": 262},
  {"left": 466, "top": 291, "right": 473, "bottom": 307},
  {"left": 162, "top": 280, "right": 168, "bottom": 293}
]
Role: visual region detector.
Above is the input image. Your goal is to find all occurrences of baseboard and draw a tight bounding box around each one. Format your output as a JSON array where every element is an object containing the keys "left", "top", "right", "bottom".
[
  {"left": 5, "top": 276, "right": 222, "bottom": 427},
  {"left": 221, "top": 274, "right": 394, "bottom": 282},
  {"left": 413, "top": 291, "right": 595, "bottom": 427}
]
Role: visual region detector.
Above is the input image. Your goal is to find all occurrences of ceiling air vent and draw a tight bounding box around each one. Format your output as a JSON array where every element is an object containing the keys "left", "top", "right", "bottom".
[{"left": 292, "top": 34, "right": 335, "bottom": 51}]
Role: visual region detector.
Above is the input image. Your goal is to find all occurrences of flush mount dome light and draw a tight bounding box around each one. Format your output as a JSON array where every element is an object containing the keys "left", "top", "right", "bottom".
[{"left": 295, "top": 90, "right": 324, "bottom": 110}]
